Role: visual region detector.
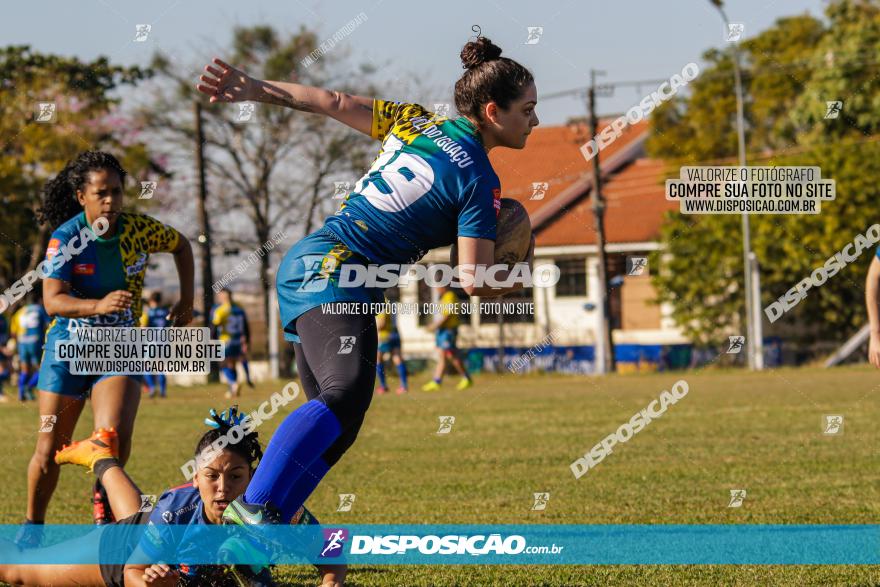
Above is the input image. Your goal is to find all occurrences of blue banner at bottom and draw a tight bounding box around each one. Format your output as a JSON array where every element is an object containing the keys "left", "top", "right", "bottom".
[{"left": 0, "top": 525, "right": 876, "bottom": 565}]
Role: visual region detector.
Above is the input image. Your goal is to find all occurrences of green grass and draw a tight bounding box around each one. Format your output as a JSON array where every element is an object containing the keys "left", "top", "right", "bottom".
[{"left": 1, "top": 366, "right": 879, "bottom": 585}]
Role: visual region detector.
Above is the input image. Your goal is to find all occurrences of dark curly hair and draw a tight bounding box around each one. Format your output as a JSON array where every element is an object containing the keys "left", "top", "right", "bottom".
[
  {"left": 37, "top": 151, "right": 127, "bottom": 230},
  {"left": 454, "top": 36, "right": 534, "bottom": 123},
  {"left": 195, "top": 423, "right": 263, "bottom": 471}
]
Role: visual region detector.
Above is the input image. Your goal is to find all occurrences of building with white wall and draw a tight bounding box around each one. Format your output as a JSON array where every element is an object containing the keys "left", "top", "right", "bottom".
[{"left": 390, "top": 118, "right": 691, "bottom": 373}]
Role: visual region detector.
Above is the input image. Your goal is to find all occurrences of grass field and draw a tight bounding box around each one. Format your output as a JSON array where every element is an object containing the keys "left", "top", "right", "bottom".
[{"left": 1, "top": 366, "right": 879, "bottom": 586}]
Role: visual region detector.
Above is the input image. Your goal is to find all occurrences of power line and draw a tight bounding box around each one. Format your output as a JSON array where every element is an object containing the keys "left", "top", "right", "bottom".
[{"left": 542, "top": 50, "right": 880, "bottom": 105}]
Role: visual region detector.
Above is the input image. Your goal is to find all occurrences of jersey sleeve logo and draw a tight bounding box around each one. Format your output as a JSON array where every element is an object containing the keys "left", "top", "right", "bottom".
[
  {"left": 126, "top": 252, "right": 148, "bottom": 276},
  {"left": 493, "top": 188, "right": 502, "bottom": 216},
  {"left": 46, "top": 238, "right": 61, "bottom": 260}
]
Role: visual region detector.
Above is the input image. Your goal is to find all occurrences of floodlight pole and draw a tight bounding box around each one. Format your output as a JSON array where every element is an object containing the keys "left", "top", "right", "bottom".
[{"left": 709, "top": 1, "right": 764, "bottom": 370}]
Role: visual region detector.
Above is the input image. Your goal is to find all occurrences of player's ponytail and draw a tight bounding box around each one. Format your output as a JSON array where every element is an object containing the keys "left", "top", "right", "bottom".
[
  {"left": 454, "top": 35, "right": 534, "bottom": 123},
  {"left": 37, "top": 151, "right": 127, "bottom": 229},
  {"left": 460, "top": 35, "right": 503, "bottom": 69},
  {"left": 195, "top": 406, "right": 263, "bottom": 471}
]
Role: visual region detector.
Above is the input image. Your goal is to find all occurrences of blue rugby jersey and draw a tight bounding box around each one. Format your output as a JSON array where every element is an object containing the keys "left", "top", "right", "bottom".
[
  {"left": 324, "top": 101, "right": 501, "bottom": 265},
  {"left": 13, "top": 304, "right": 49, "bottom": 345},
  {"left": 43, "top": 212, "right": 179, "bottom": 332},
  {"left": 139, "top": 484, "right": 213, "bottom": 581},
  {"left": 211, "top": 303, "right": 249, "bottom": 342},
  {"left": 141, "top": 305, "right": 171, "bottom": 328},
  {"left": 140, "top": 483, "right": 319, "bottom": 580}
]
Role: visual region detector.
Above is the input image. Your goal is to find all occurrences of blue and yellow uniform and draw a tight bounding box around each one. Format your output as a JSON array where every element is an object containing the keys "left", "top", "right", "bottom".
[
  {"left": 140, "top": 305, "right": 170, "bottom": 329},
  {"left": 377, "top": 310, "right": 401, "bottom": 354},
  {"left": 0, "top": 314, "right": 9, "bottom": 396},
  {"left": 11, "top": 303, "right": 49, "bottom": 364},
  {"left": 132, "top": 483, "right": 319, "bottom": 584},
  {"left": 435, "top": 290, "right": 461, "bottom": 351},
  {"left": 138, "top": 484, "right": 225, "bottom": 584},
  {"left": 211, "top": 302, "right": 249, "bottom": 359},
  {"left": 0, "top": 313, "right": 9, "bottom": 347},
  {"left": 140, "top": 305, "right": 171, "bottom": 397},
  {"left": 38, "top": 212, "right": 180, "bottom": 396},
  {"left": 277, "top": 101, "right": 501, "bottom": 342}
]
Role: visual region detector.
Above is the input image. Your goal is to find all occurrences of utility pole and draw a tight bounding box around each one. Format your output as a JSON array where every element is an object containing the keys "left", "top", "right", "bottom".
[
  {"left": 588, "top": 69, "right": 616, "bottom": 374},
  {"left": 194, "top": 100, "right": 218, "bottom": 382},
  {"left": 546, "top": 42, "right": 764, "bottom": 370}
]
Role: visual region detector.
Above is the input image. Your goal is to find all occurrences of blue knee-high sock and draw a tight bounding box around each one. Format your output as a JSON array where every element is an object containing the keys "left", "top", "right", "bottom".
[
  {"left": 279, "top": 457, "right": 330, "bottom": 522},
  {"left": 144, "top": 373, "right": 155, "bottom": 391},
  {"left": 18, "top": 372, "right": 28, "bottom": 401},
  {"left": 244, "top": 400, "right": 341, "bottom": 507},
  {"left": 27, "top": 371, "right": 39, "bottom": 389},
  {"left": 396, "top": 362, "right": 408, "bottom": 388},
  {"left": 242, "top": 359, "right": 252, "bottom": 382},
  {"left": 376, "top": 363, "right": 387, "bottom": 388},
  {"left": 158, "top": 374, "right": 167, "bottom": 397},
  {"left": 222, "top": 367, "right": 237, "bottom": 384}
]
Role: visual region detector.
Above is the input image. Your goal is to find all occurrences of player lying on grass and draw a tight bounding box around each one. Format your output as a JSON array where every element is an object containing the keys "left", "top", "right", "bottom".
[
  {"left": 0, "top": 408, "right": 345, "bottom": 587},
  {"left": 195, "top": 35, "right": 537, "bottom": 575}
]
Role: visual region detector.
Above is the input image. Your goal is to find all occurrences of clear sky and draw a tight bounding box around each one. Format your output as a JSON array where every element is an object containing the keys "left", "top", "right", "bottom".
[{"left": 3, "top": 0, "right": 827, "bottom": 126}]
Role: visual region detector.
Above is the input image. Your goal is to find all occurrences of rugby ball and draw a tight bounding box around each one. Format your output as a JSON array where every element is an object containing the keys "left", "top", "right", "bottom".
[{"left": 450, "top": 198, "right": 532, "bottom": 266}]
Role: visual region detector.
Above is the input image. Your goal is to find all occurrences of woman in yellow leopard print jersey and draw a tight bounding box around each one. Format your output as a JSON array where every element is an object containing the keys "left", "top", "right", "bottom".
[{"left": 14, "top": 151, "right": 194, "bottom": 549}]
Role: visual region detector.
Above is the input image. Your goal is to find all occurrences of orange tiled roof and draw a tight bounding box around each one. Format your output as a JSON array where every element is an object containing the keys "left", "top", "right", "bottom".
[
  {"left": 536, "top": 158, "right": 678, "bottom": 246},
  {"left": 488, "top": 119, "right": 677, "bottom": 247}
]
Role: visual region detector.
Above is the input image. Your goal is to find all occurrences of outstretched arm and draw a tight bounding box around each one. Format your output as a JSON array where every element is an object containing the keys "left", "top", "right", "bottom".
[{"left": 196, "top": 58, "right": 375, "bottom": 137}]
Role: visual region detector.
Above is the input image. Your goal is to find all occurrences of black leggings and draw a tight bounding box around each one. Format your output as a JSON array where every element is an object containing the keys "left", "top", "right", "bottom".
[{"left": 293, "top": 305, "right": 377, "bottom": 467}]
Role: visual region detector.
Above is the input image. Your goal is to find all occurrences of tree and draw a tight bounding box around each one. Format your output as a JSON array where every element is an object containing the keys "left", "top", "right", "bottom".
[
  {"left": 140, "top": 25, "right": 377, "bottom": 364},
  {"left": 0, "top": 46, "right": 159, "bottom": 288},
  {"left": 647, "top": 1, "right": 880, "bottom": 351}
]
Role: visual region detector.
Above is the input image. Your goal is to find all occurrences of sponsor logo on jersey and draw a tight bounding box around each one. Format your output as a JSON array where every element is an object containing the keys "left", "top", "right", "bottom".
[
  {"left": 126, "top": 252, "right": 148, "bottom": 275},
  {"left": 408, "top": 116, "right": 475, "bottom": 169},
  {"left": 73, "top": 263, "right": 95, "bottom": 275},
  {"left": 493, "top": 189, "right": 502, "bottom": 216},
  {"left": 46, "top": 239, "right": 61, "bottom": 260}
]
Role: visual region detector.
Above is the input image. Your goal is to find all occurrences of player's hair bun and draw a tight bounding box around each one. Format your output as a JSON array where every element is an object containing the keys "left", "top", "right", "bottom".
[{"left": 461, "top": 37, "right": 503, "bottom": 69}]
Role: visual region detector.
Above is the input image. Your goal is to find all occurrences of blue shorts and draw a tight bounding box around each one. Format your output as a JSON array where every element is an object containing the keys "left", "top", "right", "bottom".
[
  {"left": 378, "top": 334, "right": 401, "bottom": 354},
  {"left": 225, "top": 340, "right": 242, "bottom": 360},
  {"left": 436, "top": 328, "right": 458, "bottom": 351},
  {"left": 277, "top": 226, "right": 384, "bottom": 343},
  {"left": 38, "top": 328, "right": 143, "bottom": 397},
  {"left": 18, "top": 342, "right": 43, "bottom": 365}
]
